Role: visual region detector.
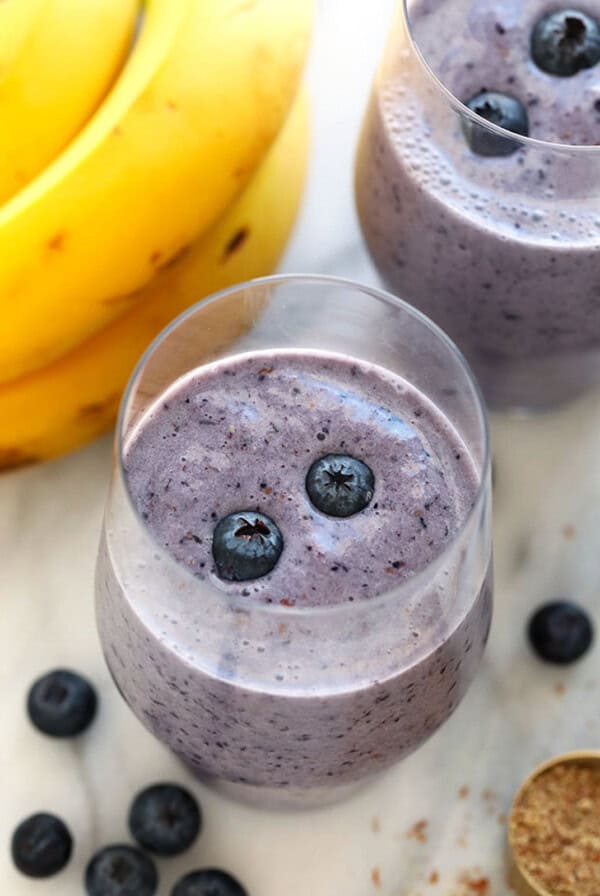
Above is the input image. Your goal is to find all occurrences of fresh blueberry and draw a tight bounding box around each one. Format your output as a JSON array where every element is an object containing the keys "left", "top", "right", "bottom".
[
  {"left": 27, "top": 668, "right": 97, "bottom": 737},
  {"left": 171, "top": 869, "right": 247, "bottom": 896},
  {"left": 128, "top": 783, "right": 201, "bottom": 856},
  {"left": 531, "top": 9, "right": 600, "bottom": 76},
  {"left": 85, "top": 845, "right": 158, "bottom": 896},
  {"left": 528, "top": 600, "right": 594, "bottom": 664},
  {"left": 305, "top": 454, "right": 374, "bottom": 518},
  {"left": 462, "top": 91, "right": 529, "bottom": 157},
  {"left": 11, "top": 813, "right": 72, "bottom": 878},
  {"left": 212, "top": 511, "right": 283, "bottom": 582}
]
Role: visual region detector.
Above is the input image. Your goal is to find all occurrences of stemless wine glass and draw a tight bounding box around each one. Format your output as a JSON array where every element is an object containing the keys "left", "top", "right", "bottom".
[
  {"left": 356, "top": 0, "right": 600, "bottom": 412},
  {"left": 96, "top": 274, "right": 492, "bottom": 810}
]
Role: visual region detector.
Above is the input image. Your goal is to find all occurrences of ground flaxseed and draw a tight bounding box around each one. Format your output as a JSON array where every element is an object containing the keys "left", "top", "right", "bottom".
[{"left": 510, "top": 762, "right": 600, "bottom": 896}]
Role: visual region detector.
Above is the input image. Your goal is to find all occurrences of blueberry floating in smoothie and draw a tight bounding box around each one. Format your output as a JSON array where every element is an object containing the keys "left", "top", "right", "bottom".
[
  {"left": 305, "top": 453, "right": 374, "bottom": 517},
  {"left": 27, "top": 668, "right": 97, "bottom": 737},
  {"left": 212, "top": 511, "right": 283, "bottom": 582},
  {"left": 171, "top": 869, "right": 247, "bottom": 896},
  {"left": 528, "top": 600, "right": 594, "bottom": 664},
  {"left": 462, "top": 91, "right": 529, "bottom": 157},
  {"left": 128, "top": 783, "right": 201, "bottom": 856},
  {"left": 531, "top": 9, "right": 600, "bottom": 76},
  {"left": 85, "top": 844, "right": 158, "bottom": 896},
  {"left": 11, "top": 813, "right": 73, "bottom": 878}
]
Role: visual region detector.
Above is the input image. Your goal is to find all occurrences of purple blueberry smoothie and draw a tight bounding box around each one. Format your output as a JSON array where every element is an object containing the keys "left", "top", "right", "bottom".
[
  {"left": 96, "top": 348, "right": 491, "bottom": 807},
  {"left": 356, "top": 0, "right": 600, "bottom": 410}
]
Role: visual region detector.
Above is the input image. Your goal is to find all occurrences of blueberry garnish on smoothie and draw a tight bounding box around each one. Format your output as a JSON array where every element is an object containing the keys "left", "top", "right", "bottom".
[
  {"left": 462, "top": 91, "right": 529, "bottom": 157},
  {"left": 212, "top": 511, "right": 283, "bottom": 582},
  {"left": 528, "top": 600, "right": 594, "bottom": 664},
  {"left": 305, "top": 453, "right": 375, "bottom": 517},
  {"left": 531, "top": 9, "right": 600, "bottom": 76}
]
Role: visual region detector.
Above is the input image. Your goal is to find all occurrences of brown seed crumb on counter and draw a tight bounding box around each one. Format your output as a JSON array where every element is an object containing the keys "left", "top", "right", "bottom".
[
  {"left": 406, "top": 819, "right": 429, "bottom": 842},
  {"left": 456, "top": 871, "right": 490, "bottom": 894},
  {"left": 371, "top": 867, "right": 381, "bottom": 889},
  {"left": 428, "top": 869, "right": 439, "bottom": 884},
  {"left": 466, "top": 878, "right": 490, "bottom": 894},
  {"left": 371, "top": 816, "right": 381, "bottom": 833},
  {"left": 510, "top": 762, "right": 600, "bottom": 896},
  {"left": 554, "top": 682, "right": 566, "bottom": 696},
  {"left": 481, "top": 788, "right": 498, "bottom": 816},
  {"left": 562, "top": 523, "right": 576, "bottom": 540},
  {"left": 458, "top": 785, "right": 470, "bottom": 799}
]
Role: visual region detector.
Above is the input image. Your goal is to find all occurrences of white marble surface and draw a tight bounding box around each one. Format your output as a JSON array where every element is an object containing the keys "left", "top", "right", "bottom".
[{"left": 3, "top": 1, "right": 600, "bottom": 894}]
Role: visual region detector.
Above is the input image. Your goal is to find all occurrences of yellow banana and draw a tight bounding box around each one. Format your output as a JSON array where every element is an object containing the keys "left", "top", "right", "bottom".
[
  {"left": 0, "top": 0, "right": 139, "bottom": 204},
  {"left": 0, "top": 0, "right": 44, "bottom": 71},
  {"left": 0, "top": 92, "right": 309, "bottom": 471},
  {"left": 0, "top": 0, "right": 314, "bottom": 384}
]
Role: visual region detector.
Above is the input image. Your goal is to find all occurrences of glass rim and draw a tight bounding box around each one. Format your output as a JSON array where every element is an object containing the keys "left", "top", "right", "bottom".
[
  {"left": 402, "top": 0, "right": 600, "bottom": 155},
  {"left": 115, "top": 272, "right": 491, "bottom": 619}
]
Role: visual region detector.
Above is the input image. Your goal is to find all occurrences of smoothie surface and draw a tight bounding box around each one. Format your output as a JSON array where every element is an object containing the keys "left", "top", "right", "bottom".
[{"left": 124, "top": 349, "right": 479, "bottom": 607}]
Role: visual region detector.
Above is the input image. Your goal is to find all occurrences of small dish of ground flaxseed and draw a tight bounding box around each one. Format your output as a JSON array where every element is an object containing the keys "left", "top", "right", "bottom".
[{"left": 508, "top": 751, "right": 600, "bottom": 896}]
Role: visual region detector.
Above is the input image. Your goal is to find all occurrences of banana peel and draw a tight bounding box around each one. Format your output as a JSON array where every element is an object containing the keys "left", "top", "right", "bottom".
[
  {"left": 0, "top": 0, "right": 314, "bottom": 383},
  {"left": 0, "top": 0, "right": 138, "bottom": 204},
  {"left": 0, "top": 92, "right": 309, "bottom": 471}
]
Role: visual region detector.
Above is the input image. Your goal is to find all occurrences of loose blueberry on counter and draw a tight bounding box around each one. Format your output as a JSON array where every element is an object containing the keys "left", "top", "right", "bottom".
[
  {"left": 171, "top": 868, "right": 247, "bottom": 896},
  {"left": 531, "top": 9, "right": 600, "bottom": 76},
  {"left": 85, "top": 844, "right": 158, "bottom": 896},
  {"left": 212, "top": 511, "right": 283, "bottom": 582},
  {"left": 305, "top": 454, "right": 374, "bottom": 518},
  {"left": 462, "top": 91, "right": 529, "bottom": 157},
  {"left": 128, "top": 783, "right": 201, "bottom": 856},
  {"left": 27, "top": 668, "right": 97, "bottom": 737},
  {"left": 528, "top": 600, "right": 594, "bottom": 664},
  {"left": 11, "top": 813, "right": 72, "bottom": 878}
]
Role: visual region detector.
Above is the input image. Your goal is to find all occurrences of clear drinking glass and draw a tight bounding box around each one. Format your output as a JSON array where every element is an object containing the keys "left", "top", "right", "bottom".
[
  {"left": 356, "top": 0, "right": 600, "bottom": 412},
  {"left": 95, "top": 275, "right": 492, "bottom": 810}
]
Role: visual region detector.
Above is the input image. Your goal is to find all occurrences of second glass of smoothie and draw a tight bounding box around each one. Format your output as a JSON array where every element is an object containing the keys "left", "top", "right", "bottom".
[
  {"left": 356, "top": 0, "right": 600, "bottom": 411},
  {"left": 96, "top": 275, "right": 492, "bottom": 810}
]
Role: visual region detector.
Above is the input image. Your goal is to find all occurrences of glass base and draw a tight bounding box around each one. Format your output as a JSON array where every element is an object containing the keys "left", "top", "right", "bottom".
[
  {"left": 202, "top": 775, "right": 374, "bottom": 812},
  {"left": 177, "top": 755, "right": 377, "bottom": 811}
]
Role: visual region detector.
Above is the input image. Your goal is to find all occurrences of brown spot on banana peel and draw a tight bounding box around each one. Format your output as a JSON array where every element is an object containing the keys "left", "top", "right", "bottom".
[
  {"left": 0, "top": 449, "right": 40, "bottom": 472},
  {"left": 152, "top": 243, "right": 195, "bottom": 267},
  {"left": 231, "top": 1, "right": 259, "bottom": 15},
  {"left": 222, "top": 227, "right": 249, "bottom": 260},
  {"left": 160, "top": 243, "right": 192, "bottom": 270},
  {"left": 102, "top": 288, "right": 139, "bottom": 307},
  {"left": 47, "top": 232, "right": 66, "bottom": 251},
  {"left": 102, "top": 244, "right": 193, "bottom": 306},
  {"left": 233, "top": 163, "right": 253, "bottom": 180},
  {"left": 77, "top": 393, "right": 120, "bottom": 420}
]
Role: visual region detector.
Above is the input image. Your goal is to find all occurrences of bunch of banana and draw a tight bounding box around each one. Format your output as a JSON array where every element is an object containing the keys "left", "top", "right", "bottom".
[
  {"left": 0, "top": 0, "right": 313, "bottom": 471},
  {"left": 0, "top": 0, "right": 138, "bottom": 204}
]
